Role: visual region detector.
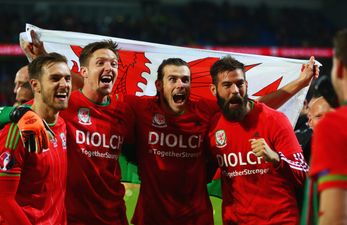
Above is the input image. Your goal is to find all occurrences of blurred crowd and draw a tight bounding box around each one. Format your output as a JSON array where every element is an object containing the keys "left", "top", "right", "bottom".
[{"left": 0, "top": 1, "right": 337, "bottom": 46}]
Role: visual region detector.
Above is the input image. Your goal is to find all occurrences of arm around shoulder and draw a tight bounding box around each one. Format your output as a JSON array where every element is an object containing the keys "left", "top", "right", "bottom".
[{"left": 0, "top": 106, "right": 16, "bottom": 128}]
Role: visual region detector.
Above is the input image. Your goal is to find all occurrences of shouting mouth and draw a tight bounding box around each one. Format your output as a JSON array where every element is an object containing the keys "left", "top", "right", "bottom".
[
  {"left": 227, "top": 97, "right": 243, "bottom": 108},
  {"left": 100, "top": 75, "right": 113, "bottom": 84},
  {"left": 55, "top": 92, "right": 68, "bottom": 101},
  {"left": 173, "top": 93, "right": 186, "bottom": 105}
]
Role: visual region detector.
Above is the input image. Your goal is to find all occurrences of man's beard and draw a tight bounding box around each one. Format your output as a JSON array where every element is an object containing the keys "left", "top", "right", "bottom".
[{"left": 217, "top": 93, "right": 248, "bottom": 122}]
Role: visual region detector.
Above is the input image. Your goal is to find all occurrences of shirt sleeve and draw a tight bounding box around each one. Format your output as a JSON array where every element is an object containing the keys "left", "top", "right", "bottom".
[
  {"left": 0, "top": 124, "right": 31, "bottom": 225},
  {"left": 0, "top": 177, "right": 32, "bottom": 225},
  {"left": 271, "top": 112, "right": 309, "bottom": 187},
  {"left": 310, "top": 112, "right": 347, "bottom": 191}
]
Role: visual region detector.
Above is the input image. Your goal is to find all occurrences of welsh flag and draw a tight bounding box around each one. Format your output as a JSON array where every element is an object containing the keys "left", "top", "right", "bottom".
[{"left": 21, "top": 24, "right": 318, "bottom": 197}]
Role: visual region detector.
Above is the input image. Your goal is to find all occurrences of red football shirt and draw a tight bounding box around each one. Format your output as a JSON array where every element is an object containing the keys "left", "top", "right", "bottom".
[
  {"left": 208, "top": 102, "right": 307, "bottom": 225},
  {"left": 310, "top": 106, "right": 347, "bottom": 191},
  {"left": 60, "top": 90, "right": 133, "bottom": 225},
  {"left": 0, "top": 116, "right": 67, "bottom": 225},
  {"left": 127, "top": 96, "right": 218, "bottom": 225}
]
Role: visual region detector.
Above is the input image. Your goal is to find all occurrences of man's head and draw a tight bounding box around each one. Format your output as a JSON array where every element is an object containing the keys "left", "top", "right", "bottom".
[
  {"left": 331, "top": 29, "right": 347, "bottom": 104},
  {"left": 210, "top": 56, "right": 249, "bottom": 121},
  {"left": 79, "top": 40, "right": 119, "bottom": 102},
  {"left": 14, "top": 82, "right": 34, "bottom": 106},
  {"left": 307, "top": 96, "right": 333, "bottom": 129},
  {"left": 29, "top": 52, "right": 71, "bottom": 111},
  {"left": 156, "top": 58, "right": 191, "bottom": 115},
  {"left": 13, "top": 65, "right": 29, "bottom": 94}
]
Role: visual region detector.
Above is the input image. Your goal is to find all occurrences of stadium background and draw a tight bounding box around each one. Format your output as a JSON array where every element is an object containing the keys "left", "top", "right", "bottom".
[{"left": 0, "top": 0, "right": 345, "bottom": 224}]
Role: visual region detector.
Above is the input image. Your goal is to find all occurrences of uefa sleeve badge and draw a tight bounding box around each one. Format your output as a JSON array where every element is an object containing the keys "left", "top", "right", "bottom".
[{"left": 0, "top": 151, "right": 15, "bottom": 171}]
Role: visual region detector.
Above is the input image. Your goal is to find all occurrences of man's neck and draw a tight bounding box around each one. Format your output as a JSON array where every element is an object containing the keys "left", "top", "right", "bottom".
[
  {"left": 31, "top": 102, "right": 58, "bottom": 124},
  {"left": 81, "top": 88, "right": 109, "bottom": 105}
]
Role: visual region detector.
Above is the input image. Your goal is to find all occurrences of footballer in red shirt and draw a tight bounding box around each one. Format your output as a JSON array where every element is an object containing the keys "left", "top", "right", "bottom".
[
  {"left": 126, "top": 58, "right": 218, "bottom": 225},
  {"left": 0, "top": 53, "right": 71, "bottom": 225},
  {"left": 62, "top": 90, "right": 132, "bottom": 225},
  {"left": 61, "top": 41, "right": 132, "bottom": 225},
  {"left": 128, "top": 95, "right": 216, "bottom": 225},
  {"left": 208, "top": 56, "right": 308, "bottom": 225},
  {"left": 309, "top": 29, "right": 347, "bottom": 225}
]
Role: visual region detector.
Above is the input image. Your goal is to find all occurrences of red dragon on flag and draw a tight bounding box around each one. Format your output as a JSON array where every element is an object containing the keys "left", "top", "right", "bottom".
[{"left": 70, "top": 45, "right": 283, "bottom": 101}]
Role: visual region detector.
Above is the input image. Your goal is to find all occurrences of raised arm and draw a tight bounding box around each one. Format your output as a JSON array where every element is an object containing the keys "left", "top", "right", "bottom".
[
  {"left": 258, "top": 56, "right": 319, "bottom": 109},
  {"left": 20, "top": 30, "right": 83, "bottom": 90}
]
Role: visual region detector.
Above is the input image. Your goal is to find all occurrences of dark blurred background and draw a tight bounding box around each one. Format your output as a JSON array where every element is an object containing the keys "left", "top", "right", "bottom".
[{"left": 1, "top": 0, "right": 346, "bottom": 105}]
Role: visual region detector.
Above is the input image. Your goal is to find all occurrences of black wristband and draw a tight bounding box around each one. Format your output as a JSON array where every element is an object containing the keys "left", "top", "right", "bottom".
[{"left": 9, "top": 106, "right": 31, "bottom": 123}]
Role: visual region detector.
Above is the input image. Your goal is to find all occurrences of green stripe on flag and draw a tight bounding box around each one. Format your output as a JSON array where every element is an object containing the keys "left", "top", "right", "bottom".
[
  {"left": 119, "top": 154, "right": 141, "bottom": 184},
  {"left": 208, "top": 178, "right": 222, "bottom": 198}
]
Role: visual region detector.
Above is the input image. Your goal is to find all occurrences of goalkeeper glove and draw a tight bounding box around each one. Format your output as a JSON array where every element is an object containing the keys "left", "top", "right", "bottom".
[{"left": 10, "top": 106, "right": 54, "bottom": 153}]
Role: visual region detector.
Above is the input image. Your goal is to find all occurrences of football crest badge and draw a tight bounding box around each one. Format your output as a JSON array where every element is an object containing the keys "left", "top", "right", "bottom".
[
  {"left": 78, "top": 108, "right": 92, "bottom": 125},
  {"left": 152, "top": 113, "right": 167, "bottom": 128},
  {"left": 215, "top": 130, "right": 227, "bottom": 148}
]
